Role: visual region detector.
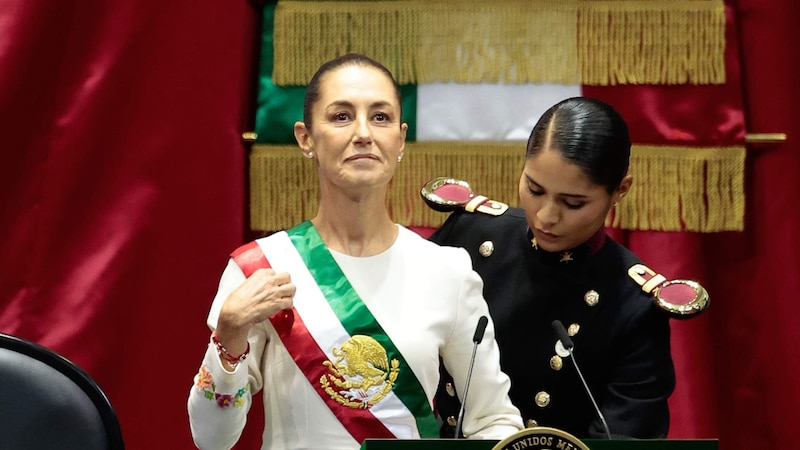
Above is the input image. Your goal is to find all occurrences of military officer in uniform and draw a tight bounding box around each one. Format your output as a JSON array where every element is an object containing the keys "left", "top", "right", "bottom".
[{"left": 427, "top": 97, "right": 691, "bottom": 439}]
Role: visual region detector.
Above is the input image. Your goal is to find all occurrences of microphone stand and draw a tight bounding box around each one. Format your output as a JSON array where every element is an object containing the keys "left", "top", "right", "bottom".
[
  {"left": 454, "top": 316, "right": 488, "bottom": 439},
  {"left": 552, "top": 320, "right": 612, "bottom": 439}
]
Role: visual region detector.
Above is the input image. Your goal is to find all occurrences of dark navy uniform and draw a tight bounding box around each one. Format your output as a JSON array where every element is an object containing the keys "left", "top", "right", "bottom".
[{"left": 433, "top": 207, "right": 675, "bottom": 439}]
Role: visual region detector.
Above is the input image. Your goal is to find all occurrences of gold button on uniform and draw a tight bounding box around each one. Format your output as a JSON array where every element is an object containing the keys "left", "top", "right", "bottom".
[
  {"left": 447, "top": 415, "right": 457, "bottom": 426},
  {"left": 445, "top": 382, "right": 456, "bottom": 397},
  {"left": 479, "top": 241, "right": 494, "bottom": 257},
  {"left": 568, "top": 323, "right": 580, "bottom": 337},
  {"left": 525, "top": 419, "right": 539, "bottom": 428},
  {"left": 535, "top": 391, "right": 550, "bottom": 407},
  {"left": 584, "top": 290, "right": 600, "bottom": 306},
  {"left": 550, "top": 355, "right": 563, "bottom": 371}
]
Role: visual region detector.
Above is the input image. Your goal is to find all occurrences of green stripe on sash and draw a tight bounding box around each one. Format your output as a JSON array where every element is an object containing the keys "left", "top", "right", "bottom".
[{"left": 287, "top": 221, "right": 438, "bottom": 437}]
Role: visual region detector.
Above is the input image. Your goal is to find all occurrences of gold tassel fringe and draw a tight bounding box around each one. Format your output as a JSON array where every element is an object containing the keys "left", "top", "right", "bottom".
[
  {"left": 249, "top": 143, "right": 524, "bottom": 231},
  {"left": 274, "top": 1, "right": 579, "bottom": 85},
  {"left": 273, "top": 0, "right": 725, "bottom": 86},
  {"left": 250, "top": 143, "right": 745, "bottom": 232},
  {"left": 580, "top": 1, "right": 726, "bottom": 85},
  {"left": 608, "top": 145, "right": 745, "bottom": 231}
]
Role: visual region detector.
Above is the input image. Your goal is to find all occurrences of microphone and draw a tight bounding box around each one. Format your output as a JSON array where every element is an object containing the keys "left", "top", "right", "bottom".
[
  {"left": 454, "top": 315, "right": 489, "bottom": 439},
  {"left": 551, "top": 320, "right": 612, "bottom": 440}
]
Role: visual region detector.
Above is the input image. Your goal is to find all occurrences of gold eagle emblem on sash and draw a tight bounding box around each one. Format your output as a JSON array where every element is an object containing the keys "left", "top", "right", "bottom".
[{"left": 321, "top": 335, "right": 400, "bottom": 409}]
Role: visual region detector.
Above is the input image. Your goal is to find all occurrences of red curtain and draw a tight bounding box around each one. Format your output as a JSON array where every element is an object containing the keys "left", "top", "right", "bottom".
[
  {"left": 0, "top": 1, "right": 797, "bottom": 449},
  {"left": 607, "top": 0, "right": 800, "bottom": 444},
  {"left": 0, "top": 0, "right": 256, "bottom": 448}
]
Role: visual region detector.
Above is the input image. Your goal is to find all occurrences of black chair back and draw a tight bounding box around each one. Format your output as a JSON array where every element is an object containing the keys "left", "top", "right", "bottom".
[{"left": 0, "top": 333, "right": 125, "bottom": 449}]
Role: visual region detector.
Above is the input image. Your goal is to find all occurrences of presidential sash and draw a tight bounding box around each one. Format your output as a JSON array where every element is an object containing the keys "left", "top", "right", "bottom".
[{"left": 230, "top": 221, "right": 439, "bottom": 442}]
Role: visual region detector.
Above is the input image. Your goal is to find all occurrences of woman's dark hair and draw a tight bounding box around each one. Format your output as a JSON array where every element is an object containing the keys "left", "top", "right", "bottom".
[
  {"left": 303, "top": 53, "right": 403, "bottom": 129},
  {"left": 525, "top": 97, "right": 631, "bottom": 193}
]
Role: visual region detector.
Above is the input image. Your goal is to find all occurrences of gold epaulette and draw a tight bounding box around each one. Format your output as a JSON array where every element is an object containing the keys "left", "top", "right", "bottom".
[
  {"left": 420, "top": 177, "right": 508, "bottom": 216},
  {"left": 627, "top": 264, "right": 710, "bottom": 319}
]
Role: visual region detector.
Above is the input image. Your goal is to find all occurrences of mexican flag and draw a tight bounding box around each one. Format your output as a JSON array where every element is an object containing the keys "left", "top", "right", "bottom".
[{"left": 250, "top": 0, "right": 744, "bottom": 233}]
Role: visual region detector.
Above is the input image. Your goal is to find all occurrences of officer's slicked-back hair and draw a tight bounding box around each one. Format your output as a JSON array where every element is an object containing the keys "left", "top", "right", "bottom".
[
  {"left": 525, "top": 97, "right": 631, "bottom": 193},
  {"left": 303, "top": 53, "right": 403, "bottom": 130}
]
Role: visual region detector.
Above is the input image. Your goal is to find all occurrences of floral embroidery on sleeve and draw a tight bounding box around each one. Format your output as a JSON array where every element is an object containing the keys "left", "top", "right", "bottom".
[{"left": 195, "top": 365, "right": 249, "bottom": 409}]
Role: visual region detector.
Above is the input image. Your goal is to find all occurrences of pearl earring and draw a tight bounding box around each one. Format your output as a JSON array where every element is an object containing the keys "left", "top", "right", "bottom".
[
  {"left": 306, "top": 151, "right": 314, "bottom": 159},
  {"left": 397, "top": 154, "right": 403, "bottom": 163}
]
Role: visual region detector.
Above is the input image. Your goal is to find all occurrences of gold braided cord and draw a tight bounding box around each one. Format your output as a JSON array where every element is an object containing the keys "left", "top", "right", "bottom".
[
  {"left": 250, "top": 143, "right": 744, "bottom": 232},
  {"left": 272, "top": 0, "right": 725, "bottom": 86}
]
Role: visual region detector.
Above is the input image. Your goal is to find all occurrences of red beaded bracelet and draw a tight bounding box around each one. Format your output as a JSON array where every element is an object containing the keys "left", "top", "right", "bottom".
[{"left": 211, "top": 333, "right": 250, "bottom": 365}]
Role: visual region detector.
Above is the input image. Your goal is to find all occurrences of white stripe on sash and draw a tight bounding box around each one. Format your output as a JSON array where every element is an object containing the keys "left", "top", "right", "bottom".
[{"left": 257, "top": 232, "right": 421, "bottom": 439}]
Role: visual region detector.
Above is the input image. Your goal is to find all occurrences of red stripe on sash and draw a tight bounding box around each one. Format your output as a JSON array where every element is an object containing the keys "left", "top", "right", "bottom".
[
  {"left": 231, "top": 240, "right": 269, "bottom": 277},
  {"left": 230, "top": 240, "right": 395, "bottom": 442},
  {"left": 231, "top": 241, "right": 293, "bottom": 335}
]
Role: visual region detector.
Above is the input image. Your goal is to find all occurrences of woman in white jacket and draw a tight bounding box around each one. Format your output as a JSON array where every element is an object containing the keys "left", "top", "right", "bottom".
[{"left": 187, "top": 53, "right": 522, "bottom": 450}]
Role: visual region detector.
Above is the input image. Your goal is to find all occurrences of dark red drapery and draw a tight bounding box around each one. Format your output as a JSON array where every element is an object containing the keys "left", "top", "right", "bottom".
[
  {"left": 0, "top": 0, "right": 256, "bottom": 448},
  {"left": 1, "top": 1, "right": 798, "bottom": 449}
]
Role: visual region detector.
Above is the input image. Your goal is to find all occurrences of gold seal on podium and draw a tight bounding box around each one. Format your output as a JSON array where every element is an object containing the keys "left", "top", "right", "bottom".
[{"left": 492, "top": 426, "right": 590, "bottom": 450}]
